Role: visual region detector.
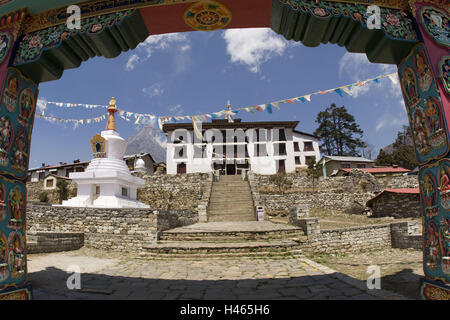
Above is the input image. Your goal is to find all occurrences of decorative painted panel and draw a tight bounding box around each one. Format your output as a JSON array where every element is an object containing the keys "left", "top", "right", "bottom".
[
  {"left": 420, "top": 6, "right": 450, "bottom": 48},
  {"left": 420, "top": 278, "right": 450, "bottom": 300},
  {"left": 439, "top": 56, "right": 450, "bottom": 96},
  {"left": 398, "top": 44, "right": 449, "bottom": 165},
  {"left": 278, "top": 0, "right": 418, "bottom": 42},
  {"left": 13, "top": 10, "right": 135, "bottom": 66},
  {"left": 0, "top": 68, "right": 38, "bottom": 180},
  {"left": 0, "top": 177, "right": 27, "bottom": 290},
  {"left": 419, "top": 159, "right": 450, "bottom": 284}
]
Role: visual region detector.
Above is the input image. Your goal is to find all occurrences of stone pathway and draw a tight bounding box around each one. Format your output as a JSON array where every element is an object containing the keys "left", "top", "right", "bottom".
[
  {"left": 165, "top": 221, "right": 299, "bottom": 233},
  {"left": 27, "top": 249, "right": 406, "bottom": 300}
]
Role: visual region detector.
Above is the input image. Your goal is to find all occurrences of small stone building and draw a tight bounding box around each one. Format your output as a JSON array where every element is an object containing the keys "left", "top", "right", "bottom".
[{"left": 366, "top": 188, "right": 420, "bottom": 218}]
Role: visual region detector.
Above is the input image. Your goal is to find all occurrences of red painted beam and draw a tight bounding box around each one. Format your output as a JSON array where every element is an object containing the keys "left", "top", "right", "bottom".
[{"left": 139, "top": 0, "right": 272, "bottom": 35}]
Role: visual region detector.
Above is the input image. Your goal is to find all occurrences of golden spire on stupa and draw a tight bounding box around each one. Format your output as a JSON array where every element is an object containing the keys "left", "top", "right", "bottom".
[{"left": 106, "top": 97, "right": 118, "bottom": 131}]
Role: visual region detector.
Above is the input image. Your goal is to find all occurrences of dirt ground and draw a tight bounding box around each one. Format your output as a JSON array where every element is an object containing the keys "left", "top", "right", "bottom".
[{"left": 306, "top": 248, "right": 423, "bottom": 300}]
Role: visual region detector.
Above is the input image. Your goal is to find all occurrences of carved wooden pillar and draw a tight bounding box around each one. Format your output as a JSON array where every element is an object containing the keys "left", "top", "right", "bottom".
[
  {"left": 0, "top": 10, "right": 37, "bottom": 300},
  {"left": 398, "top": 1, "right": 449, "bottom": 299}
]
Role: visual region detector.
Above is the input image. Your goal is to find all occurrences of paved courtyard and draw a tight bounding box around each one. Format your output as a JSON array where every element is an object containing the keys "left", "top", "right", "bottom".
[{"left": 28, "top": 248, "right": 406, "bottom": 300}]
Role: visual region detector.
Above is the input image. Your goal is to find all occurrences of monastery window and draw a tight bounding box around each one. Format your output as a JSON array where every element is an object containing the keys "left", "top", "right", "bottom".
[
  {"left": 305, "top": 156, "right": 316, "bottom": 164},
  {"left": 174, "top": 146, "right": 186, "bottom": 159},
  {"left": 274, "top": 143, "right": 286, "bottom": 156},
  {"left": 95, "top": 186, "right": 100, "bottom": 195},
  {"left": 295, "top": 156, "right": 301, "bottom": 165},
  {"left": 254, "top": 143, "right": 268, "bottom": 157},
  {"left": 277, "top": 129, "right": 286, "bottom": 142},
  {"left": 294, "top": 142, "right": 300, "bottom": 152},
  {"left": 121, "top": 187, "right": 128, "bottom": 197},
  {"left": 39, "top": 172, "right": 45, "bottom": 181},
  {"left": 304, "top": 141, "right": 314, "bottom": 151},
  {"left": 194, "top": 145, "right": 206, "bottom": 158},
  {"left": 46, "top": 179, "right": 54, "bottom": 188},
  {"left": 341, "top": 163, "right": 351, "bottom": 169},
  {"left": 357, "top": 164, "right": 366, "bottom": 168}
]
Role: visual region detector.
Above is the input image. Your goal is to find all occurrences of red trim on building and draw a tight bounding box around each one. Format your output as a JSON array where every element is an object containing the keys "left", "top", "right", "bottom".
[
  {"left": 367, "top": 188, "right": 420, "bottom": 206},
  {"left": 340, "top": 167, "right": 411, "bottom": 174}
]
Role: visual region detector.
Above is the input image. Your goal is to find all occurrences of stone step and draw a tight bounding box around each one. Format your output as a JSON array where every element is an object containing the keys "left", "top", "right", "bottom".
[
  {"left": 208, "top": 215, "right": 256, "bottom": 222},
  {"left": 141, "top": 240, "right": 303, "bottom": 257},
  {"left": 138, "top": 250, "right": 304, "bottom": 259},
  {"left": 207, "top": 210, "right": 255, "bottom": 215},
  {"left": 208, "top": 200, "right": 253, "bottom": 206},
  {"left": 159, "top": 229, "right": 305, "bottom": 242}
]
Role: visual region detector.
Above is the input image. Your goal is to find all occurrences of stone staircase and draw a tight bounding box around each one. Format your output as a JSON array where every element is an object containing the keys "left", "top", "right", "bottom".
[
  {"left": 207, "top": 175, "right": 256, "bottom": 222},
  {"left": 140, "top": 221, "right": 307, "bottom": 259}
]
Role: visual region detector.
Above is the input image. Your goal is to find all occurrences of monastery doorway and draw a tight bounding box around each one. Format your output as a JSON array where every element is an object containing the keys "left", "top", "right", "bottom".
[{"left": 0, "top": 0, "right": 448, "bottom": 299}]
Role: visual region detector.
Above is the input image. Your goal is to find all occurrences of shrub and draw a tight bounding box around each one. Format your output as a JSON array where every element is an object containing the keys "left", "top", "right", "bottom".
[
  {"left": 268, "top": 173, "right": 293, "bottom": 193},
  {"left": 38, "top": 191, "right": 49, "bottom": 203},
  {"left": 56, "top": 179, "right": 69, "bottom": 204}
]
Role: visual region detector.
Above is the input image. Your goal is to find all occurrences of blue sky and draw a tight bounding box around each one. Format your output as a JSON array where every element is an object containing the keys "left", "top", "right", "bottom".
[{"left": 31, "top": 28, "right": 408, "bottom": 168}]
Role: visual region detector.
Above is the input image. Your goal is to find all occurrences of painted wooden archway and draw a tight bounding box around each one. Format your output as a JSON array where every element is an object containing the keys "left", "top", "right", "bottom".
[{"left": 0, "top": 0, "right": 448, "bottom": 299}]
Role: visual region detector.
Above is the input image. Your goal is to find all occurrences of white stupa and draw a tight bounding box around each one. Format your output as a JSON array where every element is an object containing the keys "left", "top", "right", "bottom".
[{"left": 61, "top": 98, "right": 149, "bottom": 208}]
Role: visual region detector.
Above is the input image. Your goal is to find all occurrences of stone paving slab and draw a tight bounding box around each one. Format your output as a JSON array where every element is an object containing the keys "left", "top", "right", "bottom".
[
  {"left": 165, "top": 221, "right": 300, "bottom": 233},
  {"left": 27, "top": 249, "right": 408, "bottom": 300}
]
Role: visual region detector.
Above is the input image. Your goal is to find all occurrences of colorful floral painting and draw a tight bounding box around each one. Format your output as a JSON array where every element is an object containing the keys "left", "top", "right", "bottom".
[
  {"left": 400, "top": 67, "right": 419, "bottom": 107},
  {"left": 420, "top": 7, "right": 450, "bottom": 48},
  {"left": 0, "top": 183, "right": 5, "bottom": 222},
  {"left": 0, "top": 232, "right": 7, "bottom": 282},
  {"left": 18, "top": 88, "right": 35, "bottom": 127},
  {"left": 184, "top": 1, "right": 232, "bottom": 31},
  {"left": 279, "top": 0, "right": 418, "bottom": 42},
  {"left": 0, "top": 116, "right": 13, "bottom": 167}
]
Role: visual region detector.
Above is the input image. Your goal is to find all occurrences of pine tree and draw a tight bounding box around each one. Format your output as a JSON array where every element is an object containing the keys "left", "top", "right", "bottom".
[{"left": 313, "top": 104, "right": 366, "bottom": 156}]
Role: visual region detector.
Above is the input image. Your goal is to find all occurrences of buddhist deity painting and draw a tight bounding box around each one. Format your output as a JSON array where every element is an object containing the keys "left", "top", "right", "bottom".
[
  {"left": 414, "top": 48, "right": 433, "bottom": 93},
  {"left": 7, "top": 187, "right": 23, "bottom": 230},
  {"left": 90, "top": 134, "right": 106, "bottom": 158},
  {"left": 400, "top": 67, "right": 419, "bottom": 107},
  {"left": 421, "top": 172, "right": 439, "bottom": 217},
  {"left": 423, "top": 97, "right": 445, "bottom": 149},
  {"left": 399, "top": 44, "right": 450, "bottom": 165},
  {"left": 439, "top": 218, "right": 450, "bottom": 275},
  {"left": 413, "top": 108, "right": 431, "bottom": 155},
  {"left": 439, "top": 163, "right": 450, "bottom": 211},
  {"left": 2, "top": 72, "right": 19, "bottom": 113},
  {"left": 18, "top": 88, "right": 35, "bottom": 127},
  {"left": 7, "top": 231, "right": 24, "bottom": 280},
  {"left": 0, "top": 183, "right": 5, "bottom": 222},
  {"left": 10, "top": 129, "right": 28, "bottom": 174},
  {"left": 425, "top": 220, "right": 440, "bottom": 271},
  {"left": 0, "top": 32, "right": 10, "bottom": 65},
  {"left": 0, "top": 116, "right": 12, "bottom": 167},
  {"left": 0, "top": 232, "right": 7, "bottom": 282},
  {"left": 420, "top": 7, "right": 450, "bottom": 48},
  {"left": 439, "top": 56, "right": 449, "bottom": 96}
]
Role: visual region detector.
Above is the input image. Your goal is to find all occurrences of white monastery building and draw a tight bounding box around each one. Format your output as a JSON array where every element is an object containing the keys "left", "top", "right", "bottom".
[
  {"left": 61, "top": 98, "right": 149, "bottom": 208},
  {"left": 163, "top": 119, "right": 320, "bottom": 175}
]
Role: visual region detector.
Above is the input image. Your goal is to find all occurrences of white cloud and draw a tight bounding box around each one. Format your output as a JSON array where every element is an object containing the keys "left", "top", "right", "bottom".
[
  {"left": 125, "top": 54, "right": 140, "bottom": 71},
  {"left": 125, "top": 33, "right": 190, "bottom": 71},
  {"left": 142, "top": 83, "right": 164, "bottom": 97},
  {"left": 169, "top": 104, "right": 183, "bottom": 115},
  {"left": 222, "top": 28, "right": 289, "bottom": 73}
]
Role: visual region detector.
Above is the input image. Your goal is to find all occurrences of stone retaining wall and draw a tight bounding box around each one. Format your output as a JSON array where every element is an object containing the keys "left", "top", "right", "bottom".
[
  {"left": 27, "top": 232, "right": 84, "bottom": 254},
  {"left": 390, "top": 221, "right": 422, "bottom": 250},
  {"left": 26, "top": 181, "right": 77, "bottom": 204},
  {"left": 254, "top": 171, "right": 419, "bottom": 217},
  {"left": 26, "top": 203, "right": 198, "bottom": 252}
]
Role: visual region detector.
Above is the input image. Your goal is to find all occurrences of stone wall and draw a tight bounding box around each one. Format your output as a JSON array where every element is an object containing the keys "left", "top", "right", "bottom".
[
  {"left": 26, "top": 181, "right": 77, "bottom": 204},
  {"left": 137, "top": 173, "right": 212, "bottom": 211},
  {"left": 27, "top": 232, "right": 84, "bottom": 254},
  {"left": 26, "top": 203, "right": 198, "bottom": 252},
  {"left": 302, "top": 224, "right": 392, "bottom": 255},
  {"left": 254, "top": 170, "right": 419, "bottom": 217},
  {"left": 369, "top": 192, "right": 421, "bottom": 219},
  {"left": 390, "top": 221, "right": 422, "bottom": 250}
]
